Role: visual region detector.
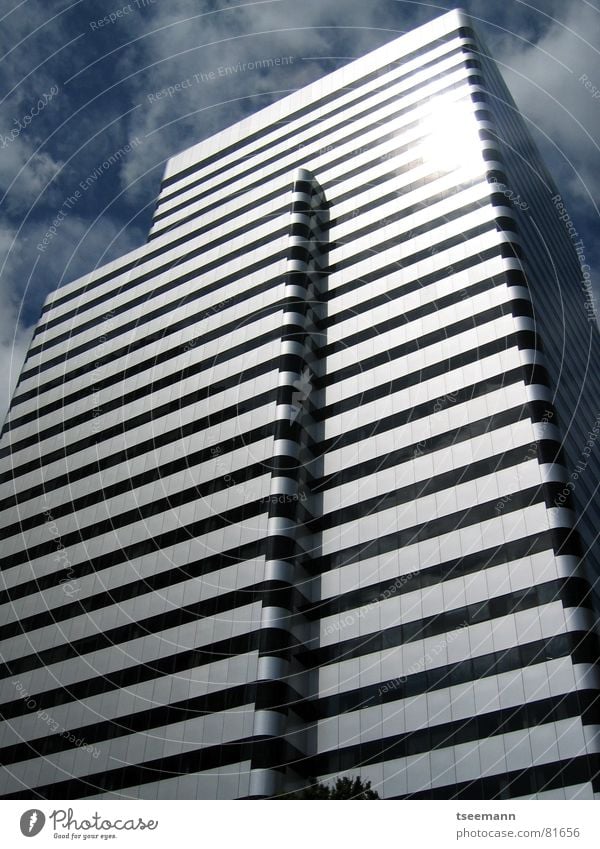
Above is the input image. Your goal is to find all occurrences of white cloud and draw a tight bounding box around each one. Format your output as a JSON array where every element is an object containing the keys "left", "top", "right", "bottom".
[
  {"left": 116, "top": 0, "right": 409, "bottom": 195},
  {"left": 0, "top": 225, "right": 35, "bottom": 429},
  {"left": 491, "top": 3, "right": 600, "bottom": 205},
  {"left": 0, "top": 138, "right": 63, "bottom": 214},
  {"left": 0, "top": 215, "right": 143, "bottom": 426},
  {"left": 1, "top": 0, "right": 599, "bottom": 425}
]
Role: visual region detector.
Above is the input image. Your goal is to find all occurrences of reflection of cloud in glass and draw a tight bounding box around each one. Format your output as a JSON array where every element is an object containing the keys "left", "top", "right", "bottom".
[{"left": 419, "top": 96, "right": 486, "bottom": 177}]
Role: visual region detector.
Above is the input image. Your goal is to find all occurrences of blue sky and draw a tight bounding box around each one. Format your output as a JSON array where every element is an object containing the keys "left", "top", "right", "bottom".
[{"left": 1, "top": 0, "right": 599, "bottom": 422}]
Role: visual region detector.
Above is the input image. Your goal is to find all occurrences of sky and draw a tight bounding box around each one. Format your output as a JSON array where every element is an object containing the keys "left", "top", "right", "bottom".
[{"left": 1, "top": 0, "right": 599, "bottom": 424}]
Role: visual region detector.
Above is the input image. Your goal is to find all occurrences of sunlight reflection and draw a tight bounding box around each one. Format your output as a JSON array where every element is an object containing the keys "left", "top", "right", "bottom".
[{"left": 418, "top": 96, "right": 486, "bottom": 177}]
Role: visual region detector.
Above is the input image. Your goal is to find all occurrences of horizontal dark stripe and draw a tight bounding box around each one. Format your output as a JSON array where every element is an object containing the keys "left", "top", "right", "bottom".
[
  {"left": 0, "top": 371, "right": 546, "bottom": 559},
  {"left": 37, "top": 216, "right": 284, "bottom": 340},
  {"left": 4, "top": 301, "right": 526, "bottom": 482},
  {"left": 302, "top": 531, "right": 558, "bottom": 621},
  {"left": 15, "top": 186, "right": 497, "bottom": 414},
  {"left": 28, "top": 234, "right": 287, "bottom": 356},
  {"left": 0, "top": 366, "right": 542, "bottom": 542},
  {"left": 0, "top": 436, "right": 548, "bottom": 591},
  {"left": 307, "top": 483, "right": 555, "bottom": 575},
  {"left": 0, "top": 418, "right": 273, "bottom": 514},
  {"left": 8, "top": 283, "right": 282, "bottom": 413},
  {"left": 25, "top": 310, "right": 534, "bottom": 481},
  {"left": 0, "top": 535, "right": 266, "bottom": 616},
  {"left": 2, "top": 427, "right": 273, "bottom": 539},
  {"left": 2, "top": 545, "right": 583, "bottom": 696},
  {"left": 0, "top": 532, "right": 555, "bottom": 712},
  {"left": 397, "top": 753, "right": 600, "bottom": 800},
  {"left": 0, "top": 386, "right": 278, "bottom": 485},
  {"left": 314, "top": 403, "right": 531, "bottom": 492},
  {"left": 155, "top": 142, "right": 478, "bottom": 292},
  {"left": 0, "top": 535, "right": 556, "bottom": 716},
  {"left": 2, "top": 444, "right": 556, "bottom": 637},
  {"left": 3, "top": 350, "right": 280, "bottom": 458},
  {"left": 328, "top": 176, "right": 483, "bottom": 235},
  {"left": 0, "top": 577, "right": 308, "bottom": 645},
  {"left": 21, "top": 288, "right": 524, "bottom": 456},
  {"left": 318, "top": 369, "right": 532, "bottom": 457},
  {"left": 0, "top": 686, "right": 257, "bottom": 767},
  {"left": 313, "top": 630, "right": 600, "bottom": 719},
  {"left": 25, "top": 167, "right": 488, "bottom": 379},
  {"left": 6, "top": 291, "right": 510, "bottom": 453},
  {"left": 0, "top": 385, "right": 553, "bottom": 575},
  {"left": 0, "top": 680, "right": 309, "bottom": 769},
  {"left": 158, "top": 36, "right": 469, "bottom": 196},
  {"left": 317, "top": 373, "right": 550, "bottom": 455},
  {"left": 0, "top": 621, "right": 595, "bottom": 736},
  {"left": 9, "top": 198, "right": 491, "bottom": 414},
  {"left": 300, "top": 577, "right": 591, "bottom": 668},
  {"left": 321, "top": 268, "right": 507, "bottom": 334},
  {"left": 0, "top": 531, "right": 286, "bottom": 663},
  {"left": 328, "top": 246, "right": 510, "bottom": 342},
  {"left": 151, "top": 185, "right": 287, "bottom": 242},
  {"left": 319, "top": 303, "right": 523, "bottom": 390},
  {"left": 327, "top": 196, "right": 491, "bottom": 269},
  {"left": 0, "top": 736, "right": 304, "bottom": 800},
  {"left": 0, "top": 617, "right": 274, "bottom": 721},
  {"left": 0, "top": 561, "right": 313, "bottom": 684},
  {"left": 315, "top": 332, "right": 537, "bottom": 419},
  {"left": 0, "top": 602, "right": 300, "bottom": 681},
  {"left": 153, "top": 70, "right": 476, "bottom": 227},
  {"left": 31, "top": 144, "right": 436, "bottom": 358},
  {"left": 304, "top": 690, "right": 599, "bottom": 779},
  {"left": 0, "top": 390, "right": 552, "bottom": 584},
  {"left": 153, "top": 168, "right": 482, "bottom": 269},
  {"left": 4, "top": 696, "right": 597, "bottom": 800},
  {"left": 311, "top": 442, "right": 555, "bottom": 533},
  {"left": 21, "top": 270, "right": 283, "bottom": 385},
  {"left": 327, "top": 218, "right": 497, "bottom": 284},
  {"left": 35, "top": 70, "right": 475, "bottom": 332},
  {"left": 4, "top": 683, "right": 596, "bottom": 790},
  {"left": 323, "top": 244, "right": 501, "bottom": 307},
  {"left": 0, "top": 460, "right": 273, "bottom": 570}
]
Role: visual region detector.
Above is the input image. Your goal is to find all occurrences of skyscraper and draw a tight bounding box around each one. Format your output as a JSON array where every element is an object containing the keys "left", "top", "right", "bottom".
[{"left": 1, "top": 7, "right": 599, "bottom": 800}]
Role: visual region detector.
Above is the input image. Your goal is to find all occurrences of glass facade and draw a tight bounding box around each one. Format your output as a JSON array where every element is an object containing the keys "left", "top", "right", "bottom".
[{"left": 0, "top": 8, "right": 599, "bottom": 800}]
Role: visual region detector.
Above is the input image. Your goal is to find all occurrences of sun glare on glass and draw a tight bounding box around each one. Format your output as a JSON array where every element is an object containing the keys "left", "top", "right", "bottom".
[{"left": 418, "top": 96, "right": 486, "bottom": 177}]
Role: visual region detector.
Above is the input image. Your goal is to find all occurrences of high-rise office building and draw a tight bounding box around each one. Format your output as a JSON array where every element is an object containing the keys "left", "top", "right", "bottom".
[{"left": 1, "top": 8, "right": 599, "bottom": 800}]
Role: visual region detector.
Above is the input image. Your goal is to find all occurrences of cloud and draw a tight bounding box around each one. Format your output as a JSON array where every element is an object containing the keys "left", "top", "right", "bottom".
[
  {"left": 0, "top": 224, "right": 35, "bottom": 429},
  {"left": 480, "top": 2, "right": 600, "bottom": 303},
  {"left": 115, "top": 0, "right": 415, "bottom": 196},
  {"left": 1, "top": 0, "right": 599, "bottom": 424},
  {"left": 0, "top": 214, "right": 143, "bottom": 426},
  {"left": 496, "top": 3, "right": 600, "bottom": 203},
  {"left": 0, "top": 140, "right": 63, "bottom": 214}
]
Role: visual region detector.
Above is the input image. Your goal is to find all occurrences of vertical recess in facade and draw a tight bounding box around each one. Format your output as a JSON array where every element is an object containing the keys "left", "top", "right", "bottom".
[{"left": 249, "top": 169, "right": 329, "bottom": 797}]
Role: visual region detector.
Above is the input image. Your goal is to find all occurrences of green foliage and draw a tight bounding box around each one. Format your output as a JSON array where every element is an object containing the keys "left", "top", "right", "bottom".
[{"left": 286, "top": 775, "right": 380, "bottom": 799}]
